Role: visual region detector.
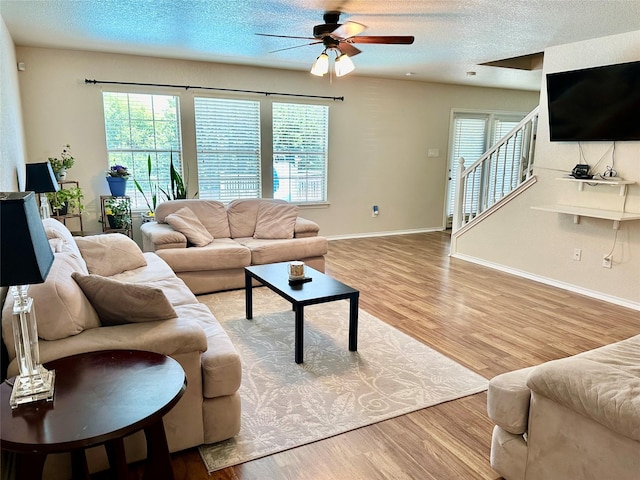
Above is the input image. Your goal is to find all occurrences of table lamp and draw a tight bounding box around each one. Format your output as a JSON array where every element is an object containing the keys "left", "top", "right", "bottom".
[
  {"left": 0, "top": 192, "right": 56, "bottom": 407},
  {"left": 25, "top": 162, "right": 59, "bottom": 219}
]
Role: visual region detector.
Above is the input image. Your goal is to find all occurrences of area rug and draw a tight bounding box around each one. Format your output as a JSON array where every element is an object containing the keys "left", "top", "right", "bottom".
[{"left": 197, "top": 288, "right": 488, "bottom": 473}]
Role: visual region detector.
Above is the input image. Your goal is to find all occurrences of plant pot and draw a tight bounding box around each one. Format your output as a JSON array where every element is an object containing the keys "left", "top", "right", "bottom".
[
  {"left": 55, "top": 168, "right": 67, "bottom": 182},
  {"left": 107, "top": 215, "right": 124, "bottom": 229},
  {"left": 141, "top": 212, "right": 155, "bottom": 224},
  {"left": 106, "top": 177, "right": 127, "bottom": 197},
  {"left": 52, "top": 202, "right": 68, "bottom": 216}
]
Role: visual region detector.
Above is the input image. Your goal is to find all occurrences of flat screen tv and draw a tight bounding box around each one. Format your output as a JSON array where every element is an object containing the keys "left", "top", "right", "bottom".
[{"left": 546, "top": 60, "right": 640, "bottom": 142}]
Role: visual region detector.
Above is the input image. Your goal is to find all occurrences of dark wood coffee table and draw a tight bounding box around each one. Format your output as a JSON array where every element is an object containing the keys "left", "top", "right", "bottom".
[
  {"left": 0, "top": 350, "right": 186, "bottom": 480},
  {"left": 245, "top": 262, "right": 359, "bottom": 364}
]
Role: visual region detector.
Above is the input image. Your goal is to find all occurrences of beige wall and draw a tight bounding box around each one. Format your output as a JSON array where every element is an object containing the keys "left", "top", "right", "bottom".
[
  {"left": 11, "top": 46, "right": 537, "bottom": 241},
  {"left": 0, "top": 16, "right": 26, "bottom": 191},
  {"left": 455, "top": 30, "right": 640, "bottom": 308}
]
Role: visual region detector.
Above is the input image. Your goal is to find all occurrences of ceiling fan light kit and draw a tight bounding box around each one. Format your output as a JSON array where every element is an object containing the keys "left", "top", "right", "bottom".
[{"left": 259, "top": 10, "right": 414, "bottom": 79}]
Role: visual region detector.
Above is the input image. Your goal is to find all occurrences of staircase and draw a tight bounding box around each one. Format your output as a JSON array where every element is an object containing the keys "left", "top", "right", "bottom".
[{"left": 451, "top": 106, "right": 539, "bottom": 241}]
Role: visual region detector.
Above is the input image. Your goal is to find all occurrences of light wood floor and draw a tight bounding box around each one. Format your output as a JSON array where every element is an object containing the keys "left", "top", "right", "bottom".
[{"left": 131, "top": 232, "right": 639, "bottom": 480}]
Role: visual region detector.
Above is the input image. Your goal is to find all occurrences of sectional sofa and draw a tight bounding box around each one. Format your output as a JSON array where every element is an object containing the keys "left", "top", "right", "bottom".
[
  {"left": 1, "top": 219, "right": 242, "bottom": 479},
  {"left": 140, "top": 198, "right": 328, "bottom": 294},
  {"left": 487, "top": 334, "right": 640, "bottom": 480}
]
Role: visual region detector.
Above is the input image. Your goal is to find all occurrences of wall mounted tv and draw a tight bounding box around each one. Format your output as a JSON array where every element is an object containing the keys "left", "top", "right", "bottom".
[{"left": 546, "top": 60, "right": 640, "bottom": 142}]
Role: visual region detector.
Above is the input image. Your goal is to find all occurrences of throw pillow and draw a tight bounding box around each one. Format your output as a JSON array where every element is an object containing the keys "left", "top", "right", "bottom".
[
  {"left": 74, "top": 234, "right": 147, "bottom": 276},
  {"left": 1, "top": 252, "right": 100, "bottom": 344},
  {"left": 42, "top": 217, "right": 84, "bottom": 258},
  {"left": 71, "top": 272, "right": 177, "bottom": 326},
  {"left": 165, "top": 207, "right": 214, "bottom": 247},
  {"left": 253, "top": 202, "right": 299, "bottom": 239}
]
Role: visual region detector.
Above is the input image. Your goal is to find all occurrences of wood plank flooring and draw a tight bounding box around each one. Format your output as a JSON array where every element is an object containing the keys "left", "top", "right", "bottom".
[{"left": 130, "top": 232, "right": 639, "bottom": 480}]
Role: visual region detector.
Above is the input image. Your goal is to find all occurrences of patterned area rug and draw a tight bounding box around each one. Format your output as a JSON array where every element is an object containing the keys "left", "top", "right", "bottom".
[{"left": 197, "top": 288, "right": 488, "bottom": 473}]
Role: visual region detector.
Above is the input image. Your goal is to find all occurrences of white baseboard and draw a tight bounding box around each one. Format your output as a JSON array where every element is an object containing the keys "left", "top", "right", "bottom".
[
  {"left": 451, "top": 253, "right": 640, "bottom": 312},
  {"left": 327, "top": 227, "right": 443, "bottom": 241}
]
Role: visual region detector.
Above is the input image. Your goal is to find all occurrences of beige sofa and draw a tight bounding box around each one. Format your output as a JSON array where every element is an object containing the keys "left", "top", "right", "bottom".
[
  {"left": 1, "top": 219, "right": 242, "bottom": 479},
  {"left": 487, "top": 334, "right": 640, "bottom": 480},
  {"left": 141, "top": 198, "right": 328, "bottom": 294}
]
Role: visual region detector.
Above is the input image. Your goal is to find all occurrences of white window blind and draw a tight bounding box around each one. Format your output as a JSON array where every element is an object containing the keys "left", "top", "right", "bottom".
[
  {"left": 194, "top": 97, "right": 261, "bottom": 202},
  {"left": 102, "top": 92, "right": 182, "bottom": 210},
  {"left": 446, "top": 112, "right": 524, "bottom": 217},
  {"left": 273, "top": 103, "right": 328, "bottom": 203}
]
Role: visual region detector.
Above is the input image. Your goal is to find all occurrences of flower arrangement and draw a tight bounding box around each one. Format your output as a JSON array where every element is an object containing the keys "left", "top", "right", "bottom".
[
  {"left": 48, "top": 144, "right": 74, "bottom": 173},
  {"left": 106, "top": 165, "right": 130, "bottom": 179}
]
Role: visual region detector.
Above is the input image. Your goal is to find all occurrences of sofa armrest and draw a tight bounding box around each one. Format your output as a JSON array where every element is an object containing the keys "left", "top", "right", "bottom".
[
  {"left": 6, "top": 318, "right": 208, "bottom": 378},
  {"left": 141, "top": 221, "right": 187, "bottom": 251},
  {"left": 488, "top": 366, "right": 536, "bottom": 435},
  {"left": 294, "top": 217, "right": 320, "bottom": 238}
]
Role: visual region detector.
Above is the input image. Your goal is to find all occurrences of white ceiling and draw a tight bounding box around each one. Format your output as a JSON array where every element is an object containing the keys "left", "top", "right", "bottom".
[{"left": 2, "top": 0, "right": 640, "bottom": 91}]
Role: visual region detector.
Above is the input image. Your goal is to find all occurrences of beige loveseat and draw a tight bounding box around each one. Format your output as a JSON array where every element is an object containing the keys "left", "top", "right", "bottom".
[
  {"left": 487, "top": 334, "right": 640, "bottom": 480},
  {"left": 141, "top": 198, "right": 328, "bottom": 294},
  {"left": 1, "top": 219, "right": 242, "bottom": 479}
]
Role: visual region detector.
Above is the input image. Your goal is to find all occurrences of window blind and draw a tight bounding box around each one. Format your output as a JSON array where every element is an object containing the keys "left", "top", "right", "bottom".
[
  {"left": 194, "top": 97, "right": 261, "bottom": 202},
  {"left": 273, "top": 103, "right": 328, "bottom": 203}
]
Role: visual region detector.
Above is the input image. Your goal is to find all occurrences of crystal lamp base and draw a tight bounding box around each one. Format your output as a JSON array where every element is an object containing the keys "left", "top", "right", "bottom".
[{"left": 9, "top": 366, "right": 56, "bottom": 408}]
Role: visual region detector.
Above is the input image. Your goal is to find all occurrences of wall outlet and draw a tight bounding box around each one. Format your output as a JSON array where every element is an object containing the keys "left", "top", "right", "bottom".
[
  {"left": 602, "top": 255, "right": 612, "bottom": 269},
  {"left": 372, "top": 205, "right": 379, "bottom": 217},
  {"left": 573, "top": 248, "right": 582, "bottom": 261}
]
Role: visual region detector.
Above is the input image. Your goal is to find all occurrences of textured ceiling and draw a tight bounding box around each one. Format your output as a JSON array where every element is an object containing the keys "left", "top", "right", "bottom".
[{"left": 2, "top": 0, "right": 640, "bottom": 91}]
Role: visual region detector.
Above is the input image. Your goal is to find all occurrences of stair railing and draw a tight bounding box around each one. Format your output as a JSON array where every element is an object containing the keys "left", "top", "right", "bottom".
[{"left": 452, "top": 106, "right": 539, "bottom": 233}]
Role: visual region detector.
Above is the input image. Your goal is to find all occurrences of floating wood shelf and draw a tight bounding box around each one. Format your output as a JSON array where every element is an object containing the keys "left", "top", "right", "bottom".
[
  {"left": 531, "top": 204, "right": 640, "bottom": 230},
  {"left": 555, "top": 177, "right": 635, "bottom": 195}
]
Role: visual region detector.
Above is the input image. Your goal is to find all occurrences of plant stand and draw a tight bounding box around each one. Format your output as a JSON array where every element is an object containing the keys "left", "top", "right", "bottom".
[{"left": 51, "top": 180, "right": 83, "bottom": 231}]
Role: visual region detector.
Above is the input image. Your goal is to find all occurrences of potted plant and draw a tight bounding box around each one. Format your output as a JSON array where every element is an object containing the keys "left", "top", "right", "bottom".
[
  {"left": 105, "top": 164, "right": 130, "bottom": 197},
  {"left": 46, "top": 186, "right": 84, "bottom": 216},
  {"left": 48, "top": 144, "right": 75, "bottom": 181},
  {"left": 102, "top": 196, "right": 131, "bottom": 230},
  {"left": 134, "top": 154, "right": 159, "bottom": 222}
]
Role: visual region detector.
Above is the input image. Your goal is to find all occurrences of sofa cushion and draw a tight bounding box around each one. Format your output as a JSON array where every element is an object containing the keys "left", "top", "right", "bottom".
[
  {"left": 156, "top": 200, "right": 231, "bottom": 238},
  {"left": 165, "top": 207, "right": 214, "bottom": 247},
  {"left": 527, "top": 335, "right": 640, "bottom": 442},
  {"left": 156, "top": 238, "right": 251, "bottom": 273},
  {"left": 111, "top": 253, "right": 199, "bottom": 307},
  {"left": 238, "top": 236, "right": 328, "bottom": 265},
  {"left": 227, "top": 198, "right": 287, "bottom": 238},
  {"left": 1, "top": 253, "right": 100, "bottom": 348},
  {"left": 72, "top": 272, "right": 178, "bottom": 326},
  {"left": 74, "top": 234, "right": 147, "bottom": 276},
  {"left": 42, "top": 217, "right": 85, "bottom": 260},
  {"left": 253, "top": 202, "right": 298, "bottom": 239}
]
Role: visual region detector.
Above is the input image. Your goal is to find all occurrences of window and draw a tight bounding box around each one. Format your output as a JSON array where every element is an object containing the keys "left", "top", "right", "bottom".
[
  {"left": 103, "top": 92, "right": 182, "bottom": 210},
  {"left": 446, "top": 111, "right": 524, "bottom": 217},
  {"left": 194, "top": 97, "right": 261, "bottom": 202},
  {"left": 273, "top": 103, "right": 328, "bottom": 203}
]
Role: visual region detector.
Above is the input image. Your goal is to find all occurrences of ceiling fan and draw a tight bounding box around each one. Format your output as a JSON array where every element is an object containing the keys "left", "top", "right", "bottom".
[{"left": 256, "top": 11, "right": 415, "bottom": 77}]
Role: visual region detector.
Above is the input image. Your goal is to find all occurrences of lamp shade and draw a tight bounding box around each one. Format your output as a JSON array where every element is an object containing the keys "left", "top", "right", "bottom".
[
  {"left": 0, "top": 192, "right": 54, "bottom": 286},
  {"left": 25, "top": 162, "right": 59, "bottom": 193},
  {"left": 310, "top": 52, "right": 329, "bottom": 76},
  {"left": 335, "top": 54, "right": 355, "bottom": 77}
]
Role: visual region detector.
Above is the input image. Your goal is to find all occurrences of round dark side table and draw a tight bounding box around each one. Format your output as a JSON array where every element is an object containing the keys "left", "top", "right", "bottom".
[{"left": 0, "top": 350, "right": 186, "bottom": 480}]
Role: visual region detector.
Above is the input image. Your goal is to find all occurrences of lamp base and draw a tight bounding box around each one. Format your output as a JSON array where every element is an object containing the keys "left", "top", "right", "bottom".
[{"left": 9, "top": 366, "right": 55, "bottom": 408}]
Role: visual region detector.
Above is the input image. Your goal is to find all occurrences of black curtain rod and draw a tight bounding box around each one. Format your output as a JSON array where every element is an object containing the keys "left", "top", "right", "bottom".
[{"left": 84, "top": 79, "right": 344, "bottom": 102}]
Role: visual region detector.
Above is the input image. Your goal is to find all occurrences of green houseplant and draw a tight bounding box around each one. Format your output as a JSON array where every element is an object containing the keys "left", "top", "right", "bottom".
[
  {"left": 48, "top": 144, "right": 75, "bottom": 181},
  {"left": 46, "top": 186, "right": 84, "bottom": 216},
  {"left": 102, "top": 196, "right": 131, "bottom": 230}
]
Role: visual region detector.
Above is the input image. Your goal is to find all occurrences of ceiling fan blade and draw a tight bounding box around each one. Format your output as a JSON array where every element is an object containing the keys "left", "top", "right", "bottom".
[
  {"left": 256, "top": 33, "right": 316, "bottom": 40},
  {"left": 337, "top": 42, "right": 362, "bottom": 57},
  {"left": 350, "top": 36, "right": 415, "bottom": 45},
  {"left": 268, "top": 41, "right": 323, "bottom": 54},
  {"left": 331, "top": 21, "right": 367, "bottom": 39}
]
